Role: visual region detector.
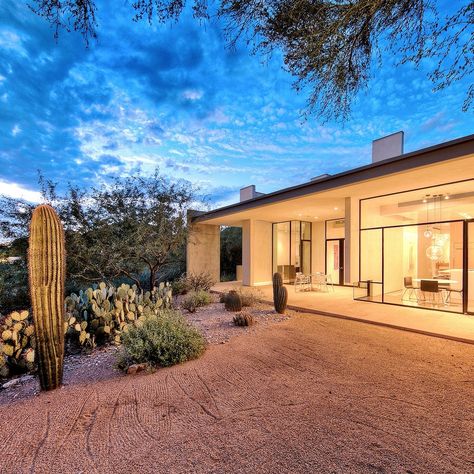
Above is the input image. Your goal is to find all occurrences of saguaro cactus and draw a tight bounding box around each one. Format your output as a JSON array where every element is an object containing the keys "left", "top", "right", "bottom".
[
  {"left": 28, "top": 204, "right": 66, "bottom": 391},
  {"left": 272, "top": 272, "right": 288, "bottom": 314}
]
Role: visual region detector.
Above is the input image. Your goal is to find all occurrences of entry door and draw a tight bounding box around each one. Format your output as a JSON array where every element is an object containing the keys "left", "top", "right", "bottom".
[
  {"left": 326, "top": 239, "right": 344, "bottom": 285},
  {"left": 468, "top": 222, "right": 474, "bottom": 314}
]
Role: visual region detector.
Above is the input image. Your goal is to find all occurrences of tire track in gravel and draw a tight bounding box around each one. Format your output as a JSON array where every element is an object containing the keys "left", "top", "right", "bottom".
[
  {"left": 109, "top": 377, "right": 158, "bottom": 458},
  {"left": 134, "top": 373, "right": 172, "bottom": 437},
  {"left": 29, "top": 410, "right": 50, "bottom": 474},
  {"left": 106, "top": 377, "right": 133, "bottom": 465},
  {"left": 171, "top": 368, "right": 222, "bottom": 422}
]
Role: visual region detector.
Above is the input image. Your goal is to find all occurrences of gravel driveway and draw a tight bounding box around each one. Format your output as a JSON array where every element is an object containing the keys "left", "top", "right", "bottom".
[{"left": 0, "top": 308, "right": 472, "bottom": 473}]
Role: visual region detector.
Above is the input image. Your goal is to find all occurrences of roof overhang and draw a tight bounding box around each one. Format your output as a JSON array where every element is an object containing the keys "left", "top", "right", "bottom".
[{"left": 193, "top": 134, "right": 474, "bottom": 225}]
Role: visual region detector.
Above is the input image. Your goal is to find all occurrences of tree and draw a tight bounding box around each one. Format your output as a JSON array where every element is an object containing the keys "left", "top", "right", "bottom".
[
  {"left": 28, "top": 0, "right": 474, "bottom": 120},
  {"left": 0, "top": 170, "right": 195, "bottom": 293}
]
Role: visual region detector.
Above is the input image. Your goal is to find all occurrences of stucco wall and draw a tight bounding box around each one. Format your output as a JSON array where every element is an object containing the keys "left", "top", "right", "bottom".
[
  {"left": 312, "top": 221, "right": 325, "bottom": 274},
  {"left": 253, "top": 220, "right": 273, "bottom": 285},
  {"left": 186, "top": 223, "right": 220, "bottom": 283},
  {"left": 242, "top": 219, "right": 273, "bottom": 286}
]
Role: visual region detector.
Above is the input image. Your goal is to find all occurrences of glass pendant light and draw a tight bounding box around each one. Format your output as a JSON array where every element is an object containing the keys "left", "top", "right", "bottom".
[{"left": 423, "top": 194, "right": 432, "bottom": 238}]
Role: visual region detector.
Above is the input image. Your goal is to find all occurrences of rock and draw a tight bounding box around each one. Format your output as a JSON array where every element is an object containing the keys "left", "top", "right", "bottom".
[
  {"left": 2, "top": 378, "right": 21, "bottom": 389},
  {"left": 127, "top": 363, "right": 148, "bottom": 375},
  {"left": 19, "top": 375, "right": 35, "bottom": 383}
]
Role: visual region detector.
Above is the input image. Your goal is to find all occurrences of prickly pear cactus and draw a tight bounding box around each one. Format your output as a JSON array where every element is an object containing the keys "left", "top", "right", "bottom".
[
  {"left": 28, "top": 204, "right": 66, "bottom": 390},
  {"left": 0, "top": 310, "right": 36, "bottom": 379},
  {"left": 64, "top": 281, "right": 173, "bottom": 347}
]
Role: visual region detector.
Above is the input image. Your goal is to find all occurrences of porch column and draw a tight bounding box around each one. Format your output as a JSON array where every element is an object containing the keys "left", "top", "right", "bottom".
[
  {"left": 344, "top": 197, "right": 360, "bottom": 285},
  {"left": 242, "top": 219, "right": 272, "bottom": 286},
  {"left": 186, "top": 223, "right": 220, "bottom": 283}
]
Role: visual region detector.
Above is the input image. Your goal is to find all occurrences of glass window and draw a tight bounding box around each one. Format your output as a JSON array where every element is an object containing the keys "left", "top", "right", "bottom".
[
  {"left": 361, "top": 179, "right": 474, "bottom": 229},
  {"left": 273, "top": 221, "right": 312, "bottom": 281},
  {"left": 360, "top": 229, "right": 382, "bottom": 283},
  {"left": 301, "top": 221, "right": 311, "bottom": 240},
  {"left": 273, "top": 222, "right": 290, "bottom": 275},
  {"left": 326, "top": 219, "right": 345, "bottom": 238},
  {"left": 291, "top": 221, "right": 301, "bottom": 271},
  {"left": 383, "top": 222, "right": 463, "bottom": 312}
]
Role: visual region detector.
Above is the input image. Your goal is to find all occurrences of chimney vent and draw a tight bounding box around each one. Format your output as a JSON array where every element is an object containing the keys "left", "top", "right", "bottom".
[
  {"left": 240, "top": 185, "right": 264, "bottom": 202},
  {"left": 310, "top": 174, "right": 331, "bottom": 182},
  {"left": 372, "top": 131, "right": 404, "bottom": 163}
]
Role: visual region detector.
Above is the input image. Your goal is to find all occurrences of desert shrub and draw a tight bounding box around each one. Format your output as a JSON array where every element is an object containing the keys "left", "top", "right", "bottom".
[
  {"left": 181, "top": 290, "right": 213, "bottom": 313},
  {"left": 171, "top": 276, "right": 189, "bottom": 296},
  {"left": 185, "top": 272, "right": 215, "bottom": 292},
  {"left": 238, "top": 288, "right": 262, "bottom": 307},
  {"left": 171, "top": 272, "right": 215, "bottom": 295},
  {"left": 233, "top": 311, "right": 255, "bottom": 327},
  {"left": 117, "top": 310, "right": 206, "bottom": 369}
]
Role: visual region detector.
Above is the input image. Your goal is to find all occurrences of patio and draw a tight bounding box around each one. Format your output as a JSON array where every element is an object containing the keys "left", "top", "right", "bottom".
[{"left": 212, "top": 281, "right": 474, "bottom": 344}]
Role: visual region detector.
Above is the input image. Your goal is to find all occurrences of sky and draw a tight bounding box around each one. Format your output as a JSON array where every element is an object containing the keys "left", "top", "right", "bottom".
[{"left": 0, "top": 0, "right": 472, "bottom": 209}]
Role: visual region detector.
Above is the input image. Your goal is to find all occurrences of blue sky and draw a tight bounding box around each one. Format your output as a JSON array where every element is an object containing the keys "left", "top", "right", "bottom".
[{"left": 0, "top": 1, "right": 472, "bottom": 208}]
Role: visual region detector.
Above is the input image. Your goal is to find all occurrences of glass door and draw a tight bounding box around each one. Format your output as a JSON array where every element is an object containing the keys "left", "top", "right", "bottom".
[
  {"left": 468, "top": 221, "right": 474, "bottom": 314},
  {"left": 326, "top": 239, "right": 344, "bottom": 285}
]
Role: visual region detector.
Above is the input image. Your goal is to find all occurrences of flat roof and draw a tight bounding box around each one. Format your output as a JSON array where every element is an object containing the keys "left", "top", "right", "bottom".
[{"left": 193, "top": 133, "right": 474, "bottom": 223}]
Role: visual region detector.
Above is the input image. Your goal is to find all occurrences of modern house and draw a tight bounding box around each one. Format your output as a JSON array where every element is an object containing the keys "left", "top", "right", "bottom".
[{"left": 187, "top": 132, "right": 474, "bottom": 317}]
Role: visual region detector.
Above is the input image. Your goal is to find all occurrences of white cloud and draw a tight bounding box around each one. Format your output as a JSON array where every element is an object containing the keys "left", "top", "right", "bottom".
[
  {"left": 182, "top": 89, "right": 203, "bottom": 101},
  {"left": 0, "top": 179, "right": 41, "bottom": 202}
]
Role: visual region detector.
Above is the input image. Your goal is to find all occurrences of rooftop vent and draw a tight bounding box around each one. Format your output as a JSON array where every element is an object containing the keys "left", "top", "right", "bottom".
[
  {"left": 240, "top": 185, "right": 265, "bottom": 202},
  {"left": 372, "top": 131, "right": 404, "bottom": 163},
  {"left": 310, "top": 174, "right": 331, "bottom": 182}
]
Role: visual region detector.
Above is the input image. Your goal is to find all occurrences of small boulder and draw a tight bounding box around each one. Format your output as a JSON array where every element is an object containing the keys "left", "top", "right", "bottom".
[
  {"left": 127, "top": 363, "right": 148, "bottom": 375},
  {"left": 2, "top": 378, "right": 21, "bottom": 389}
]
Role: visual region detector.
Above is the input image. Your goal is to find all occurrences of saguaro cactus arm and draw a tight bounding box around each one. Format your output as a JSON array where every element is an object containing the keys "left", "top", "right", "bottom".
[{"left": 28, "top": 204, "right": 66, "bottom": 391}]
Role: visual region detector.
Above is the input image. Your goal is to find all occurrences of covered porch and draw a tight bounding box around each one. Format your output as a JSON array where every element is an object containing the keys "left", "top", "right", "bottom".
[{"left": 212, "top": 281, "right": 474, "bottom": 344}]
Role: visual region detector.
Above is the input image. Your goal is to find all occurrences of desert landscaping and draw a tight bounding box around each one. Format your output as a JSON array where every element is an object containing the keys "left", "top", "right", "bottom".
[{"left": 1, "top": 297, "right": 473, "bottom": 473}]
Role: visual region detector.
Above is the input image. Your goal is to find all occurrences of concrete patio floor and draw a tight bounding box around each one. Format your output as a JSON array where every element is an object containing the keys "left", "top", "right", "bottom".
[{"left": 213, "top": 282, "right": 474, "bottom": 344}]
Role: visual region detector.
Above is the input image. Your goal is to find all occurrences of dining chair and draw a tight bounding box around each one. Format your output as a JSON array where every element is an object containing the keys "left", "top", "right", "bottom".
[
  {"left": 420, "top": 280, "right": 444, "bottom": 306},
  {"left": 402, "top": 276, "right": 419, "bottom": 301}
]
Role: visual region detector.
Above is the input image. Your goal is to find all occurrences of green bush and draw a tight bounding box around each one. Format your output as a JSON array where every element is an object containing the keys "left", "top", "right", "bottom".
[
  {"left": 0, "top": 261, "right": 29, "bottom": 313},
  {"left": 117, "top": 310, "right": 206, "bottom": 369},
  {"left": 171, "top": 276, "right": 189, "bottom": 296},
  {"left": 181, "top": 290, "right": 213, "bottom": 313}
]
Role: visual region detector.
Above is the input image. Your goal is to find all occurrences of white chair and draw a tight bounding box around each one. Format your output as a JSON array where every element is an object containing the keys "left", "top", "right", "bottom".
[
  {"left": 311, "top": 273, "right": 334, "bottom": 292},
  {"left": 295, "top": 272, "right": 311, "bottom": 292}
]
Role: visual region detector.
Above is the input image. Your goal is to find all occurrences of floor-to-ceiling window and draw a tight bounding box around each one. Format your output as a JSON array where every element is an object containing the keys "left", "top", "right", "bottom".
[
  {"left": 273, "top": 221, "right": 311, "bottom": 283},
  {"left": 358, "top": 179, "right": 474, "bottom": 313}
]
